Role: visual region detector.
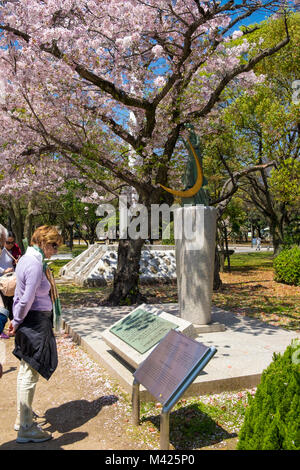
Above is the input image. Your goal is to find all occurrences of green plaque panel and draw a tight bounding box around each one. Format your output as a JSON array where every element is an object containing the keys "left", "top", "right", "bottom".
[{"left": 110, "top": 308, "right": 179, "bottom": 354}]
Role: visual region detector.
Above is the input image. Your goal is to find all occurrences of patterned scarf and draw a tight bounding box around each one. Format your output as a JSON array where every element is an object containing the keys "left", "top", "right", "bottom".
[{"left": 33, "top": 245, "right": 62, "bottom": 332}]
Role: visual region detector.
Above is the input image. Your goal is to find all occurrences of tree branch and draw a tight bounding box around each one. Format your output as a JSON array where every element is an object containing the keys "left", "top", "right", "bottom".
[
  {"left": 0, "top": 25, "right": 153, "bottom": 112},
  {"left": 212, "top": 161, "right": 276, "bottom": 217},
  {"left": 188, "top": 30, "right": 290, "bottom": 120}
]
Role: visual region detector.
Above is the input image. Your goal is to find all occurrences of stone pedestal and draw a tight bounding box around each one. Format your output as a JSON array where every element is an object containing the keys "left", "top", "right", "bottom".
[{"left": 175, "top": 205, "right": 217, "bottom": 325}]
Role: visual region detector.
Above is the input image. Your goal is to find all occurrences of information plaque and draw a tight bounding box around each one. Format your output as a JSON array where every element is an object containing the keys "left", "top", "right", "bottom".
[
  {"left": 134, "top": 329, "right": 212, "bottom": 406},
  {"left": 110, "top": 308, "right": 179, "bottom": 354}
]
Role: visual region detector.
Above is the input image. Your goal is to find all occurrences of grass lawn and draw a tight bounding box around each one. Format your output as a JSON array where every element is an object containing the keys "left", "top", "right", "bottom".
[
  {"left": 213, "top": 252, "right": 300, "bottom": 331},
  {"left": 58, "top": 243, "right": 89, "bottom": 254}
]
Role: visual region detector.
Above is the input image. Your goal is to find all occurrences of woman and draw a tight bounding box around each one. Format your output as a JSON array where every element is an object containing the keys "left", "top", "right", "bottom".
[
  {"left": 0, "top": 231, "right": 14, "bottom": 276},
  {"left": 9, "top": 225, "right": 63, "bottom": 443},
  {"left": 5, "top": 231, "right": 22, "bottom": 263},
  {"left": 0, "top": 231, "right": 20, "bottom": 322},
  {"left": 0, "top": 224, "right": 12, "bottom": 335}
]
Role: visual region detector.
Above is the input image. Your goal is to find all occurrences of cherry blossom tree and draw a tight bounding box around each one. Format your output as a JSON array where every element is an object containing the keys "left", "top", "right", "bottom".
[
  {"left": 0, "top": 0, "right": 292, "bottom": 303},
  {"left": 0, "top": 146, "right": 110, "bottom": 247},
  {"left": 0, "top": 150, "right": 80, "bottom": 246}
]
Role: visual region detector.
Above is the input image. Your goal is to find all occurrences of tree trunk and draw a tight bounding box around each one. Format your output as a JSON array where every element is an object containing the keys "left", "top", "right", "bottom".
[
  {"left": 272, "top": 231, "right": 282, "bottom": 256},
  {"left": 107, "top": 237, "right": 147, "bottom": 306},
  {"left": 224, "top": 225, "right": 231, "bottom": 272},
  {"left": 9, "top": 201, "right": 25, "bottom": 251},
  {"left": 23, "top": 200, "right": 34, "bottom": 243},
  {"left": 213, "top": 247, "right": 223, "bottom": 291}
]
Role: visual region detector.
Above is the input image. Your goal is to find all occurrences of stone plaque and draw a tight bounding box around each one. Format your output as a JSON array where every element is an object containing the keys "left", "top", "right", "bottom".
[
  {"left": 101, "top": 304, "right": 195, "bottom": 370},
  {"left": 110, "top": 308, "right": 178, "bottom": 354},
  {"left": 134, "top": 329, "right": 211, "bottom": 405}
]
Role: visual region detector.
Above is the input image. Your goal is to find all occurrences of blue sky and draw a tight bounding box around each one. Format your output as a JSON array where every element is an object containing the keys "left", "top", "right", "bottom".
[{"left": 233, "top": 9, "right": 273, "bottom": 28}]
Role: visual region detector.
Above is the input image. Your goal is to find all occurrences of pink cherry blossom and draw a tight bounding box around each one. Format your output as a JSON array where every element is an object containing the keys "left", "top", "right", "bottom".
[
  {"left": 0, "top": 0, "right": 290, "bottom": 203},
  {"left": 232, "top": 30, "right": 244, "bottom": 40}
]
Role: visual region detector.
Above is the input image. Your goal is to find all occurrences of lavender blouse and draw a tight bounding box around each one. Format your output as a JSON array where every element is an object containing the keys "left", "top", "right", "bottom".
[{"left": 12, "top": 247, "right": 52, "bottom": 329}]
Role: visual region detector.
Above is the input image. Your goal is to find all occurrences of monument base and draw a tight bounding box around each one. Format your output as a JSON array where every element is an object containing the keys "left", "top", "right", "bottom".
[
  {"left": 193, "top": 322, "right": 226, "bottom": 334},
  {"left": 175, "top": 206, "right": 217, "bottom": 325}
]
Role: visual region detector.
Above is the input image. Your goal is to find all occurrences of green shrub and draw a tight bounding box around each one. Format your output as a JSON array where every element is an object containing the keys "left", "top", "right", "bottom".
[
  {"left": 273, "top": 246, "right": 300, "bottom": 286},
  {"left": 237, "top": 340, "right": 300, "bottom": 450}
]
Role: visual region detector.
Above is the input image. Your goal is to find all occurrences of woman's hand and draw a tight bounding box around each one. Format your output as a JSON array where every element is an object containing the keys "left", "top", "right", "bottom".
[
  {"left": 8, "top": 323, "right": 16, "bottom": 336},
  {"left": 4, "top": 267, "right": 13, "bottom": 273}
]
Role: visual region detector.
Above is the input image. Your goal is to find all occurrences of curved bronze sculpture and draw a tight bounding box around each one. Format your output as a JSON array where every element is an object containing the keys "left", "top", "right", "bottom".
[{"left": 159, "top": 128, "right": 209, "bottom": 206}]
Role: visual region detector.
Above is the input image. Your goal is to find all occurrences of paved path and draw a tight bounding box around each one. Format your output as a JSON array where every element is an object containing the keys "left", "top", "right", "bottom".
[
  {"left": 52, "top": 245, "right": 273, "bottom": 260},
  {"left": 228, "top": 245, "right": 273, "bottom": 253},
  {"left": 0, "top": 337, "right": 152, "bottom": 450},
  {"left": 50, "top": 253, "right": 73, "bottom": 260}
]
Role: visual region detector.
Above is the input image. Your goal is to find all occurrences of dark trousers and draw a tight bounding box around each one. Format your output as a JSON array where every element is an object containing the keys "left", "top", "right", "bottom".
[{"left": 0, "top": 292, "right": 13, "bottom": 320}]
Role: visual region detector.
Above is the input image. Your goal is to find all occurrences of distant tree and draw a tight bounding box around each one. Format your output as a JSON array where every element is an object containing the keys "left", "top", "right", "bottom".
[{"left": 202, "top": 13, "right": 299, "bottom": 254}]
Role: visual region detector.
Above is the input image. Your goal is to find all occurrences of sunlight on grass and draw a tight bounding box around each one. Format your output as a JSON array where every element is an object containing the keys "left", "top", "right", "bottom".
[{"left": 226, "top": 252, "right": 274, "bottom": 271}]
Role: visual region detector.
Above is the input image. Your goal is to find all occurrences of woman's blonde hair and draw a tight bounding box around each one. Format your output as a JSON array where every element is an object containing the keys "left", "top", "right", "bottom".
[{"left": 31, "top": 225, "right": 63, "bottom": 247}]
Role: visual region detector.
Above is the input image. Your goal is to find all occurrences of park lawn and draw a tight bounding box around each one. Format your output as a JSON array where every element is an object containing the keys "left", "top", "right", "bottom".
[
  {"left": 57, "top": 243, "right": 89, "bottom": 255},
  {"left": 55, "top": 252, "right": 300, "bottom": 332},
  {"left": 48, "top": 259, "right": 71, "bottom": 278},
  {"left": 213, "top": 252, "right": 300, "bottom": 331}
]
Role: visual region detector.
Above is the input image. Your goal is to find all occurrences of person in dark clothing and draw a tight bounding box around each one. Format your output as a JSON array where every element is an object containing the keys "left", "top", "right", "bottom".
[
  {"left": 0, "top": 231, "right": 20, "bottom": 321},
  {"left": 5, "top": 231, "right": 22, "bottom": 263},
  {"left": 0, "top": 224, "right": 12, "bottom": 333}
]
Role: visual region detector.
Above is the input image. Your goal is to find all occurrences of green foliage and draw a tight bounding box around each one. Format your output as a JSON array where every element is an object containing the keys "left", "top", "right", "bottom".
[
  {"left": 72, "top": 249, "right": 84, "bottom": 258},
  {"left": 270, "top": 158, "right": 300, "bottom": 209},
  {"left": 282, "top": 219, "right": 300, "bottom": 247},
  {"left": 203, "top": 14, "right": 300, "bottom": 254},
  {"left": 237, "top": 340, "right": 300, "bottom": 450},
  {"left": 273, "top": 246, "right": 300, "bottom": 286},
  {"left": 247, "top": 13, "right": 300, "bottom": 80}
]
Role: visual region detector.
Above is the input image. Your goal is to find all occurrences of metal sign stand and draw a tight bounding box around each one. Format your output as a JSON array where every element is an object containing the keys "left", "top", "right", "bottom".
[{"left": 131, "top": 340, "right": 217, "bottom": 450}]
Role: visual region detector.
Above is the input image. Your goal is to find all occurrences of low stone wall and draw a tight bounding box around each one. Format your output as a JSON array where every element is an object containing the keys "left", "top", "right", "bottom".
[
  {"left": 85, "top": 247, "right": 176, "bottom": 286},
  {"left": 60, "top": 244, "right": 177, "bottom": 286}
]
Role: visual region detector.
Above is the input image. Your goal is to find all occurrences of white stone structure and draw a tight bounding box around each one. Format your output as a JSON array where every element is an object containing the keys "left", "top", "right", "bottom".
[{"left": 60, "top": 244, "right": 176, "bottom": 286}]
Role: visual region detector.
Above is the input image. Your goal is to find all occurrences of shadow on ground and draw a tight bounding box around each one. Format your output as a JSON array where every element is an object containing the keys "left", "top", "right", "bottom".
[
  {"left": 0, "top": 395, "right": 118, "bottom": 450},
  {"left": 45, "top": 395, "right": 119, "bottom": 433},
  {"left": 0, "top": 432, "right": 89, "bottom": 450},
  {"left": 141, "top": 404, "right": 237, "bottom": 450}
]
